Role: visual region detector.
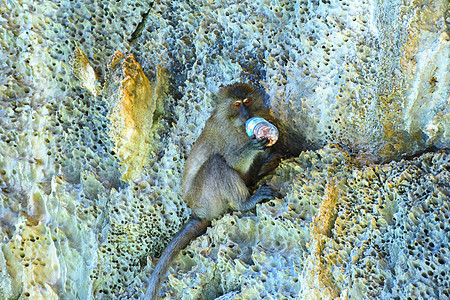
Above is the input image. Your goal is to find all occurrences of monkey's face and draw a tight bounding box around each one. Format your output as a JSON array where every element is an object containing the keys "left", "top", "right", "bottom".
[
  {"left": 231, "top": 97, "right": 253, "bottom": 122},
  {"left": 217, "top": 83, "right": 265, "bottom": 127}
]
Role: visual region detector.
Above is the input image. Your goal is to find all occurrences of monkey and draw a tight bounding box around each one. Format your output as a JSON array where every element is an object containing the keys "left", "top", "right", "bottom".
[{"left": 145, "top": 83, "right": 280, "bottom": 299}]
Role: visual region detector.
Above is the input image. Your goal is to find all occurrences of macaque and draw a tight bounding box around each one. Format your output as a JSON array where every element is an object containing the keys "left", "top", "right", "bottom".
[{"left": 145, "top": 83, "right": 279, "bottom": 299}]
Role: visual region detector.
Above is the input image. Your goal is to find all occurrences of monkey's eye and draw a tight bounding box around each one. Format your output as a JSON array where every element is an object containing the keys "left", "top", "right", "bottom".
[
  {"left": 234, "top": 101, "right": 241, "bottom": 107},
  {"left": 243, "top": 98, "right": 252, "bottom": 105}
]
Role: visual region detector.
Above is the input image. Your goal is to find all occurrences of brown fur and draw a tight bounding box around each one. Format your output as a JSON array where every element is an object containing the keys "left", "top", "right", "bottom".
[{"left": 145, "top": 83, "right": 279, "bottom": 299}]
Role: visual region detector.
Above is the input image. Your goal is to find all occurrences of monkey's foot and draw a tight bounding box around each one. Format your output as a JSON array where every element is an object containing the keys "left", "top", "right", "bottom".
[
  {"left": 253, "top": 184, "right": 277, "bottom": 202},
  {"left": 238, "top": 185, "right": 277, "bottom": 212}
]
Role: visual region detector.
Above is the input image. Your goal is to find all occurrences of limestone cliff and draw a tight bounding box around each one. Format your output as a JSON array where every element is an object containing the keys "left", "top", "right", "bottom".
[{"left": 0, "top": 0, "right": 448, "bottom": 299}]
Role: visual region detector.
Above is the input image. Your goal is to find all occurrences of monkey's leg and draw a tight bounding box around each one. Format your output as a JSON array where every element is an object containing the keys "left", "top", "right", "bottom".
[
  {"left": 186, "top": 153, "right": 250, "bottom": 220},
  {"left": 257, "top": 151, "right": 282, "bottom": 177},
  {"left": 232, "top": 185, "right": 276, "bottom": 212}
]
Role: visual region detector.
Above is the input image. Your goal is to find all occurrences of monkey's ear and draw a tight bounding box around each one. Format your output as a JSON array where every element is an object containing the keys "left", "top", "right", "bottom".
[
  {"left": 207, "top": 83, "right": 227, "bottom": 105},
  {"left": 211, "top": 91, "right": 222, "bottom": 105}
]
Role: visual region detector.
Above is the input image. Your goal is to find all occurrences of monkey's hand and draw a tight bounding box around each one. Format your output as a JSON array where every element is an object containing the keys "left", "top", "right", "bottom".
[{"left": 249, "top": 135, "right": 270, "bottom": 151}]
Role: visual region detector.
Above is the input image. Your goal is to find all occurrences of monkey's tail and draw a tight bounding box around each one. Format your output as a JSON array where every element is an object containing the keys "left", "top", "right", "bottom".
[{"left": 144, "top": 218, "right": 211, "bottom": 300}]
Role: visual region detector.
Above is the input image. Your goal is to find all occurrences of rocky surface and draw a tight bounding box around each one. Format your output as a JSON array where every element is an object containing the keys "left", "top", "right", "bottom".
[{"left": 0, "top": 0, "right": 448, "bottom": 299}]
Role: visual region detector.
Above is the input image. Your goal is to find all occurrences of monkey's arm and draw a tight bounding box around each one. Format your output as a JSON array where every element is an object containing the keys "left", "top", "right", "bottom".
[
  {"left": 226, "top": 136, "right": 270, "bottom": 176},
  {"left": 145, "top": 218, "right": 211, "bottom": 300}
]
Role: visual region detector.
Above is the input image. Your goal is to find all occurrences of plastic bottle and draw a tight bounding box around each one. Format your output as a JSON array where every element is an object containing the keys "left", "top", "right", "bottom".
[{"left": 245, "top": 117, "right": 279, "bottom": 146}]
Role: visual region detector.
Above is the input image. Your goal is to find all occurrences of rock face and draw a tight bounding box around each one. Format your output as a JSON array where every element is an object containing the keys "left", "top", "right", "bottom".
[{"left": 0, "top": 0, "right": 448, "bottom": 299}]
